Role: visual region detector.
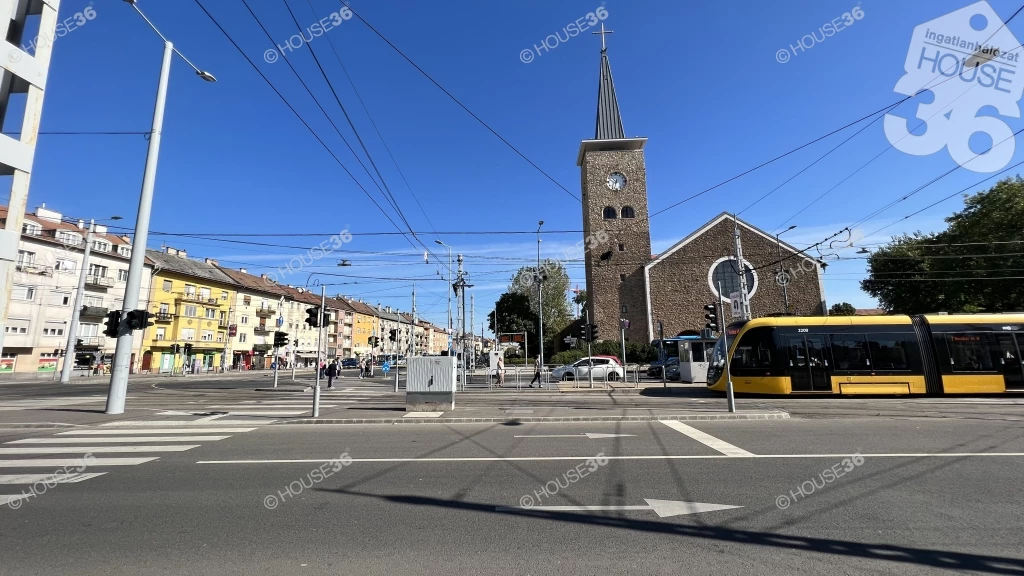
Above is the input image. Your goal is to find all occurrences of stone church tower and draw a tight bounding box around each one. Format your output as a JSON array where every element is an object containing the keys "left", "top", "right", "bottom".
[{"left": 577, "top": 40, "right": 651, "bottom": 343}]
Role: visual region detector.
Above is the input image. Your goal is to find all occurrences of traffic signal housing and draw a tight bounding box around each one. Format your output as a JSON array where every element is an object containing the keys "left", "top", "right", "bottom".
[
  {"left": 102, "top": 310, "right": 120, "bottom": 338},
  {"left": 579, "top": 323, "right": 589, "bottom": 341},
  {"left": 305, "top": 307, "right": 320, "bottom": 328},
  {"left": 274, "top": 331, "right": 289, "bottom": 348},
  {"left": 183, "top": 343, "right": 193, "bottom": 356},
  {"left": 704, "top": 304, "right": 718, "bottom": 331},
  {"left": 588, "top": 324, "right": 599, "bottom": 341},
  {"left": 388, "top": 329, "right": 397, "bottom": 342},
  {"left": 125, "top": 309, "right": 152, "bottom": 330}
]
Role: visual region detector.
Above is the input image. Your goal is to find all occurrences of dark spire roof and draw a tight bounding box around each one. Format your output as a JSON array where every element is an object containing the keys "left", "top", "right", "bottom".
[{"left": 595, "top": 48, "right": 625, "bottom": 140}]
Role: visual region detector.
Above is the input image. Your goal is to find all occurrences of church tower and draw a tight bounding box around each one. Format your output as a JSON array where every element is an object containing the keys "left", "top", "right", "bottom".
[{"left": 578, "top": 28, "right": 652, "bottom": 343}]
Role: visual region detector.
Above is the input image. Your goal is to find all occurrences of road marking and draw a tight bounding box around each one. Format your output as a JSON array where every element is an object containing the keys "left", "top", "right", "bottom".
[
  {"left": 660, "top": 421, "right": 754, "bottom": 457},
  {"left": 7, "top": 436, "right": 230, "bottom": 444},
  {"left": 497, "top": 499, "right": 742, "bottom": 517},
  {"left": 0, "top": 457, "right": 159, "bottom": 467},
  {"left": 403, "top": 412, "right": 444, "bottom": 418},
  {"left": 100, "top": 420, "right": 276, "bottom": 426},
  {"left": 194, "top": 413, "right": 228, "bottom": 423},
  {"left": 0, "top": 445, "right": 199, "bottom": 454},
  {"left": 196, "top": 452, "right": 1024, "bottom": 464},
  {"left": 58, "top": 428, "right": 256, "bottom": 435},
  {"left": 0, "top": 473, "right": 107, "bottom": 484},
  {"left": 208, "top": 404, "right": 346, "bottom": 408},
  {"left": 0, "top": 494, "right": 32, "bottom": 505},
  {"left": 514, "top": 433, "right": 636, "bottom": 439}
]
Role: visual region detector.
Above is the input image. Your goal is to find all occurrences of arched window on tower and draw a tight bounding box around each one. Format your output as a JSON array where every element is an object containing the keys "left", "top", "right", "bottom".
[
  {"left": 603, "top": 206, "right": 617, "bottom": 219},
  {"left": 621, "top": 206, "right": 636, "bottom": 218}
]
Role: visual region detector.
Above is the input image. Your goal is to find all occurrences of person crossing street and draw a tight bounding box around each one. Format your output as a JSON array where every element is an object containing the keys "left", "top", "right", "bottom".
[
  {"left": 326, "top": 360, "right": 338, "bottom": 389},
  {"left": 529, "top": 354, "right": 542, "bottom": 388}
]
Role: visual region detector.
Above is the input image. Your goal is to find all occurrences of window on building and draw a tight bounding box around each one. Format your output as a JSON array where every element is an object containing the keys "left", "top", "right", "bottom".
[
  {"left": 45, "top": 291, "right": 71, "bottom": 306},
  {"left": 78, "top": 323, "right": 98, "bottom": 337},
  {"left": 57, "top": 231, "right": 82, "bottom": 246},
  {"left": 44, "top": 322, "right": 67, "bottom": 337},
  {"left": 180, "top": 328, "right": 195, "bottom": 341},
  {"left": 603, "top": 206, "right": 617, "bottom": 219},
  {"left": 184, "top": 284, "right": 196, "bottom": 297},
  {"left": 155, "top": 328, "right": 166, "bottom": 340},
  {"left": 618, "top": 243, "right": 625, "bottom": 252},
  {"left": 4, "top": 318, "right": 30, "bottom": 334},
  {"left": 239, "top": 333, "right": 247, "bottom": 343},
  {"left": 241, "top": 316, "right": 249, "bottom": 325},
  {"left": 118, "top": 246, "right": 131, "bottom": 257},
  {"left": 867, "top": 334, "right": 912, "bottom": 371},
  {"left": 184, "top": 305, "right": 197, "bottom": 318},
  {"left": 620, "top": 274, "right": 626, "bottom": 282},
  {"left": 830, "top": 335, "right": 871, "bottom": 371},
  {"left": 216, "top": 332, "right": 224, "bottom": 342},
  {"left": 221, "top": 291, "right": 228, "bottom": 301},
  {"left": 243, "top": 296, "right": 252, "bottom": 306},
  {"left": 162, "top": 280, "right": 172, "bottom": 292},
  {"left": 199, "top": 287, "right": 211, "bottom": 300},
  {"left": 621, "top": 305, "right": 628, "bottom": 313},
  {"left": 709, "top": 258, "right": 756, "bottom": 301},
  {"left": 12, "top": 285, "right": 35, "bottom": 301},
  {"left": 946, "top": 334, "right": 996, "bottom": 372},
  {"left": 621, "top": 206, "right": 636, "bottom": 218},
  {"left": 55, "top": 259, "right": 76, "bottom": 273},
  {"left": 91, "top": 240, "right": 111, "bottom": 252},
  {"left": 205, "top": 308, "right": 216, "bottom": 319},
  {"left": 17, "top": 250, "right": 35, "bottom": 266},
  {"left": 159, "top": 303, "right": 169, "bottom": 314},
  {"left": 88, "top": 264, "right": 108, "bottom": 278},
  {"left": 117, "top": 270, "right": 128, "bottom": 282},
  {"left": 201, "top": 330, "right": 214, "bottom": 341},
  {"left": 83, "top": 294, "right": 103, "bottom": 307},
  {"left": 22, "top": 222, "right": 40, "bottom": 235}
]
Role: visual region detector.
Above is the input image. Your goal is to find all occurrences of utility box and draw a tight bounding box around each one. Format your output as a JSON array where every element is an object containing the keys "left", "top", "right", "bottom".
[{"left": 406, "top": 356, "right": 456, "bottom": 411}]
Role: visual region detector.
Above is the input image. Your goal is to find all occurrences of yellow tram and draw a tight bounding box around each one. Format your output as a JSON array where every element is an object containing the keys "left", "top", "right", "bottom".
[{"left": 706, "top": 314, "right": 1024, "bottom": 395}]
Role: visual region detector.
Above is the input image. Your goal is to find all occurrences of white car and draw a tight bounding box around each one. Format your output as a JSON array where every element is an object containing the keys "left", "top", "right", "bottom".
[{"left": 551, "top": 357, "right": 624, "bottom": 382}]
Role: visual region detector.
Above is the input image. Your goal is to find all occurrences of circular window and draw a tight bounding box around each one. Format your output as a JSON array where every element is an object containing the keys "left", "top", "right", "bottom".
[{"left": 707, "top": 257, "right": 758, "bottom": 302}]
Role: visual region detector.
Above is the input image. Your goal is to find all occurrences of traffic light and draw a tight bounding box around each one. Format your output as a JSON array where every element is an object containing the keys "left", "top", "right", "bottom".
[
  {"left": 102, "top": 310, "right": 120, "bottom": 338},
  {"left": 579, "top": 323, "right": 589, "bottom": 340},
  {"left": 274, "top": 331, "right": 289, "bottom": 348},
  {"left": 305, "top": 307, "right": 320, "bottom": 328},
  {"left": 389, "top": 329, "right": 397, "bottom": 342},
  {"left": 183, "top": 343, "right": 193, "bottom": 356},
  {"left": 76, "top": 338, "right": 83, "bottom": 348},
  {"left": 171, "top": 344, "right": 180, "bottom": 354},
  {"left": 589, "top": 324, "right": 599, "bottom": 341},
  {"left": 704, "top": 304, "right": 718, "bottom": 331},
  {"left": 125, "top": 309, "right": 152, "bottom": 330},
  {"left": 293, "top": 339, "right": 298, "bottom": 347}
]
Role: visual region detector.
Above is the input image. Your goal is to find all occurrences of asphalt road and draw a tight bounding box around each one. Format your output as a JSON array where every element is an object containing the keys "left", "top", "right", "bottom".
[{"left": 1, "top": 409, "right": 1023, "bottom": 575}]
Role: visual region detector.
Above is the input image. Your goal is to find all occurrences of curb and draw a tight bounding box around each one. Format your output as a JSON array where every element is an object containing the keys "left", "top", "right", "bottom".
[
  {"left": 0, "top": 423, "right": 79, "bottom": 429},
  {"left": 271, "top": 412, "right": 789, "bottom": 425},
  {"left": 255, "top": 387, "right": 311, "bottom": 392}
]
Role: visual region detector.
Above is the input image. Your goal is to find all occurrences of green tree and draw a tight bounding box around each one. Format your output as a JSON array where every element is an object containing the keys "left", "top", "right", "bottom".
[
  {"left": 861, "top": 176, "right": 1024, "bottom": 313},
  {"left": 829, "top": 302, "right": 857, "bottom": 316},
  {"left": 509, "top": 259, "right": 573, "bottom": 334},
  {"left": 573, "top": 289, "right": 587, "bottom": 308},
  {"left": 488, "top": 292, "right": 536, "bottom": 355}
]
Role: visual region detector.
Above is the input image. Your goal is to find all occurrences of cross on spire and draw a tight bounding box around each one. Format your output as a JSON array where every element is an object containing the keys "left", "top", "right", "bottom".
[{"left": 593, "top": 23, "right": 614, "bottom": 51}]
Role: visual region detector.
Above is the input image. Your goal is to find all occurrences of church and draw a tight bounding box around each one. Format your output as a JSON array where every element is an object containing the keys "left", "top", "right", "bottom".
[{"left": 570, "top": 33, "right": 827, "bottom": 347}]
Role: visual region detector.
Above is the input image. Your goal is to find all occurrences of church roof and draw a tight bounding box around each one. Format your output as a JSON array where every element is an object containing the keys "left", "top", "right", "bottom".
[{"left": 595, "top": 48, "right": 625, "bottom": 140}]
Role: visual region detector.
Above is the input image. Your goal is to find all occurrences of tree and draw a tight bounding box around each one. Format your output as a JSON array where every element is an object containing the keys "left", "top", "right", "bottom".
[
  {"left": 829, "top": 302, "right": 857, "bottom": 316},
  {"left": 488, "top": 292, "right": 537, "bottom": 357},
  {"left": 573, "top": 289, "right": 587, "bottom": 308},
  {"left": 509, "top": 259, "right": 573, "bottom": 334},
  {"left": 861, "top": 176, "right": 1024, "bottom": 314}
]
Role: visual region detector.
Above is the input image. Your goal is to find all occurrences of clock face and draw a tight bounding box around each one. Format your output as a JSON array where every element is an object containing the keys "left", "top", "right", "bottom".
[{"left": 606, "top": 172, "right": 626, "bottom": 191}]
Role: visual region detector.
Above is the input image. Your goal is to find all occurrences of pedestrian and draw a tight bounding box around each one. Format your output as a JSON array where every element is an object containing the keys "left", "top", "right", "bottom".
[
  {"left": 529, "top": 354, "right": 542, "bottom": 388},
  {"left": 358, "top": 357, "right": 365, "bottom": 379},
  {"left": 326, "top": 360, "right": 338, "bottom": 389},
  {"left": 496, "top": 355, "right": 505, "bottom": 387}
]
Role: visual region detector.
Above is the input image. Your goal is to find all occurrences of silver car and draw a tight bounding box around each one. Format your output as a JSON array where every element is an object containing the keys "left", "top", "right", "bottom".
[{"left": 551, "top": 357, "right": 625, "bottom": 382}]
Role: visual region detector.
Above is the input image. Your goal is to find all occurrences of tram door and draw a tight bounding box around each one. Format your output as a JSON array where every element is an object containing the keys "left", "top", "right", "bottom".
[
  {"left": 996, "top": 334, "right": 1024, "bottom": 391},
  {"left": 784, "top": 335, "right": 831, "bottom": 392}
]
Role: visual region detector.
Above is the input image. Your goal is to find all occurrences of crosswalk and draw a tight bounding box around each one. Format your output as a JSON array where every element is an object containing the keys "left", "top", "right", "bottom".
[
  {"left": 155, "top": 388, "right": 390, "bottom": 418},
  {"left": 0, "top": 425, "right": 261, "bottom": 509}
]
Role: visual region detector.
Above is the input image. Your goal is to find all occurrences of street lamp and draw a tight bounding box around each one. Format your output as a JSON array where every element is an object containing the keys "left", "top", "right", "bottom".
[
  {"left": 106, "top": 0, "right": 217, "bottom": 415},
  {"left": 775, "top": 225, "right": 797, "bottom": 315},
  {"left": 435, "top": 239, "right": 452, "bottom": 354},
  {"left": 536, "top": 220, "right": 544, "bottom": 371}
]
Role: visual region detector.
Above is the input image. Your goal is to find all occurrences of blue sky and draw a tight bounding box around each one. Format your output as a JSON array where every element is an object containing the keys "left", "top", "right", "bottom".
[{"left": 10, "top": 0, "right": 1024, "bottom": 332}]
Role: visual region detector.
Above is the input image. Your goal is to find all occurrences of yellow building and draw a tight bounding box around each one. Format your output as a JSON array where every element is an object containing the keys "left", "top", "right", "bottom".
[
  {"left": 141, "top": 249, "right": 237, "bottom": 373},
  {"left": 336, "top": 297, "right": 378, "bottom": 357}
]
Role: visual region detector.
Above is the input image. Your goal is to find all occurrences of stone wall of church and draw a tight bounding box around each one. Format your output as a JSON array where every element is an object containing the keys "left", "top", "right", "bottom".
[
  {"left": 647, "top": 217, "right": 825, "bottom": 338},
  {"left": 581, "top": 149, "right": 652, "bottom": 344}
]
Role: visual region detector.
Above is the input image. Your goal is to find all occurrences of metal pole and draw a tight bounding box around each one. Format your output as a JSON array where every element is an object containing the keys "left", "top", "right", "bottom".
[
  {"left": 586, "top": 309, "right": 594, "bottom": 389},
  {"left": 273, "top": 344, "right": 279, "bottom": 387},
  {"left": 537, "top": 225, "right": 544, "bottom": 370},
  {"left": 291, "top": 340, "right": 296, "bottom": 380},
  {"left": 659, "top": 320, "right": 666, "bottom": 388},
  {"left": 470, "top": 293, "right": 475, "bottom": 371},
  {"left": 312, "top": 286, "right": 325, "bottom": 417},
  {"left": 719, "top": 281, "right": 735, "bottom": 413},
  {"left": 733, "top": 215, "right": 751, "bottom": 321},
  {"left": 446, "top": 247, "right": 452, "bottom": 355},
  {"left": 60, "top": 220, "right": 94, "bottom": 384},
  {"left": 106, "top": 40, "right": 172, "bottom": 415},
  {"left": 776, "top": 233, "right": 789, "bottom": 314},
  {"left": 620, "top": 319, "right": 627, "bottom": 383}
]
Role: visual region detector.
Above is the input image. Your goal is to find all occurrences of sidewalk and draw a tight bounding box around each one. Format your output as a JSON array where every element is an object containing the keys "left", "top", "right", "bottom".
[{"left": 0, "top": 368, "right": 318, "bottom": 385}]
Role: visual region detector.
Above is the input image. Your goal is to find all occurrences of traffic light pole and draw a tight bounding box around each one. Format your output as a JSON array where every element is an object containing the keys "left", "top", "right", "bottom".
[
  {"left": 312, "top": 286, "right": 325, "bottom": 418},
  {"left": 60, "top": 220, "right": 95, "bottom": 384},
  {"left": 273, "top": 344, "right": 279, "bottom": 388},
  {"left": 659, "top": 321, "right": 666, "bottom": 388},
  {"left": 586, "top": 309, "right": 594, "bottom": 389},
  {"left": 718, "top": 281, "right": 736, "bottom": 413}
]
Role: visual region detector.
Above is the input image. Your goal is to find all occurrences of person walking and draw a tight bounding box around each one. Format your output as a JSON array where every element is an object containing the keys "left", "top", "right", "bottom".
[
  {"left": 495, "top": 355, "right": 505, "bottom": 387},
  {"left": 326, "top": 360, "right": 338, "bottom": 389},
  {"left": 358, "top": 357, "right": 365, "bottom": 379},
  {"left": 529, "top": 354, "right": 542, "bottom": 388}
]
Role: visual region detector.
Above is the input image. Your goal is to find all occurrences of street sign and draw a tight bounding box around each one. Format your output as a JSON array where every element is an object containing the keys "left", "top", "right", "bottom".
[
  {"left": 730, "top": 292, "right": 742, "bottom": 317},
  {"left": 276, "top": 316, "right": 284, "bottom": 327},
  {"left": 382, "top": 361, "right": 391, "bottom": 373},
  {"left": 563, "top": 336, "right": 577, "bottom": 345}
]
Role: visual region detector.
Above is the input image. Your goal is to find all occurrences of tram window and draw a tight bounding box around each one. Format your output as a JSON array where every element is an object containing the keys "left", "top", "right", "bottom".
[
  {"left": 946, "top": 333, "right": 996, "bottom": 372},
  {"left": 867, "top": 334, "right": 910, "bottom": 371},
  {"left": 732, "top": 328, "right": 774, "bottom": 369},
  {"left": 692, "top": 342, "right": 706, "bottom": 363},
  {"left": 830, "top": 335, "right": 871, "bottom": 371}
]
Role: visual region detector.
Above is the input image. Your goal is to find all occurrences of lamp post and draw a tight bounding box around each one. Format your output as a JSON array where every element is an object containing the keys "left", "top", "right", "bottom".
[
  {"left": 536, "top": 220, "right": 544, "bottom": 372},
  {"left": 435, "top": 240, "right": 452, "bottom": 355},
  {"left": 106, "top": 0, "right": 216, "bottom": 415},
  {"left": 775, "top": 225, "right": 797, "bottom": 315}
]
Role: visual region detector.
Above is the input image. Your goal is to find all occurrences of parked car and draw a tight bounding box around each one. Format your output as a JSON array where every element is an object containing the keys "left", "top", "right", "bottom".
[
  {"left": 551, "top": 357, "right": 625, "bottom": 382},
  {"left": 665, "top": 363, "right": 681, "bottom": 381},
  {"left": 341, "top": 358, "right": 359, "bottom": 368},
  {"left": 647, "top": 357, "right": 679, "bottom": 378}
]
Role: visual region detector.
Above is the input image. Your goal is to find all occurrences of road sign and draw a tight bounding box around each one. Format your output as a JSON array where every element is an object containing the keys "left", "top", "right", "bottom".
[
  {"left": 563, "top": 336, "right": 577, "bottom": 345},
  {"left": 276, "top": 316, "right": 284, "bottom": 327},
  {"left": 381, "top": 362, "right": 391, "bottom": 373},
  {"left": 730, "top": 292, "right": 742, "bottom": 317}
]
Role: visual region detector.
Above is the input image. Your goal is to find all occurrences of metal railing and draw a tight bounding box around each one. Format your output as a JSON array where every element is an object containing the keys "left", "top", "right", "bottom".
[{"left": 85, "top": 275, "right": 114, "bottom": 287}]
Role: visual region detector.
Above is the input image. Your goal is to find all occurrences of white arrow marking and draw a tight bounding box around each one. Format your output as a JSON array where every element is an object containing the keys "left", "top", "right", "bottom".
[
  {"left": 514, "top": 433, "right": 636, "bottom": 439},
  {"left": 497, "top": 499, "right": 742, "bottom": 517}
]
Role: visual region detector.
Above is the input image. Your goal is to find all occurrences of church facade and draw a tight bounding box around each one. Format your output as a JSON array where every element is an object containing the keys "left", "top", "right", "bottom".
[{"left": 576, "top": 42, "right": 826, "bottom": 345}]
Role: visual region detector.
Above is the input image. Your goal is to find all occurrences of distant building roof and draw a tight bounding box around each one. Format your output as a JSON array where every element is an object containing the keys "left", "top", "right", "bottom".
[
  {"left": 146, "top": 249, "right": 237, "bottom": 285},
  {"left": 855, "top": 308, "right": 887, "bottom": 316}
]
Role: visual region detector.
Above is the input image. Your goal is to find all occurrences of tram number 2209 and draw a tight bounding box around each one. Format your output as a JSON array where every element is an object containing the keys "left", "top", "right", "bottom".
[{"left": 797, "top": 328, "right": 809, "bottom": 333}]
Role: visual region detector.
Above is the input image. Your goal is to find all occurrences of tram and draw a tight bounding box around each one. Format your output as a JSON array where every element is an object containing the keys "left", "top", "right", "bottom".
[{"left": 706, "top": 313, "right": 1024, "bottom": 395}]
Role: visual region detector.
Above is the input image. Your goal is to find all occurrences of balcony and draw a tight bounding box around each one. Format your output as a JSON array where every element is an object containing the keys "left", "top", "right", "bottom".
[
  {"left": 176, "top": 294, "right": 223, "bottom": 307},
  {"left": 253, "top": 325, "right": 272, "bottom": 334},
  {"left": 16, "top": 263, "right": 53, "bottom": 276},
  {"left": 255, "top": 306, "right": 275, "bottom": 318},
  {"left": 78, "top": 336, "right": 106, "bottom": 348},
  {"left": 85, "top": 275, "right": 114, "bottom": 288},
  {"left": 154, "top": 312, "right": 174, "bottom": 322},
  {"left": 218, "top": 320, "right": 230, "bottom": 329},
  {"left": 80, "top": 305, "right": 108, "bottom": 318}
]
